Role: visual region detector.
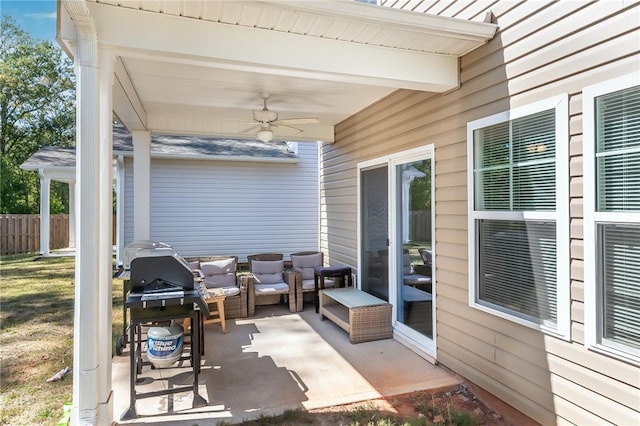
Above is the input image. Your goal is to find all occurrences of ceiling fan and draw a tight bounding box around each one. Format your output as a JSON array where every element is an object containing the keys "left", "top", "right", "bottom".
[{"left": 245, "top": 93, "right": 319, "bottom": 142}]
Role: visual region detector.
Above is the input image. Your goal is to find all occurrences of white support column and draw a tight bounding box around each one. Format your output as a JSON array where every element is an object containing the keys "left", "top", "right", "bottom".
[
  {"left": 401, "top": 167, "right": 425, "bottom": 243},
  {"left": 115, "top": 155, "right": 125, "bottom": 266},
  {"left": 96, "top": 46, "right": 115, "bottom": 425},
  {"left": 71, "top": 26, "right": 101, "bottom": 426},
  {"left": 132, "top": 130, "right": 151, "bottom": 241},
  {"left": 68, "top": 182, "right": 76, "bottom": 248},
  {"left": 39, "top": 172, "right": 50, "bottom": 257}
]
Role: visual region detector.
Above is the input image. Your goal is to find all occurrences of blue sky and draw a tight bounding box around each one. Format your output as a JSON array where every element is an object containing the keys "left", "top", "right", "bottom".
[{"left": 2, "top": 0, "right": 57, "bottom": 41}]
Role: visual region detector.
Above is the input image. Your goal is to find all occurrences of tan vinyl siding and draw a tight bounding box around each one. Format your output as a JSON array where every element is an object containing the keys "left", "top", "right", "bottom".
[{"left": 322, "top": 1, "right": 640, "bottom": 424}]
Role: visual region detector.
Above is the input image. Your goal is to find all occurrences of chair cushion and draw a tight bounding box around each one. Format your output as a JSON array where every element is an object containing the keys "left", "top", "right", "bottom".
[
  {"left": 291, "top": 253, "right": 322, "bottom": 280},
  {"left": 301, "top": 278, "right": 334, "bottom": 291},
  {"left": 200, "top": 259, "right": 237, "bottom": 288},
  {"left": 220, "top": 286, "right": 240, "bottom": 297},
  {"left": 403, "top": 274, "right": 432, "bottom": 286},
  {"left": 255, "top": 282, "right": 289, "bottom": 295},
  {"left": 188, "top": 261, "right": 200, "bottom": 270},
  {"left": 204, "top": 274, "right": 236, "bottom": 288},
  {"left": 419, "top": 248, "right": 432, "bottom": 265},
  {"left": 201, "top": 258, "right": 236, "bottom": 276},
  {"left": 252, "top": 260, "right": 284, "bottom": 284},
  {"left": 205, "top": 286, "right": 240, "bottom": 298}
]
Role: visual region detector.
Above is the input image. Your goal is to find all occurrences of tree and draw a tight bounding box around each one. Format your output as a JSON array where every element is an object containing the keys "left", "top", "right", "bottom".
[
  {"left": 410, "top": 159, "right": 432, "bottom": 211},
  {"left": 0, "top": 16, "right": 75, "bottom": 214}
]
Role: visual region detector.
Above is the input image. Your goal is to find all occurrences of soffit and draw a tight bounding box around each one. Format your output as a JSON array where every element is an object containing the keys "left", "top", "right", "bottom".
[
  {"left": 59, "top": 0, "right": 497, "bottom": 142},
  {"left": 92, "top": 0, "right": 493, "bottom": 55}
]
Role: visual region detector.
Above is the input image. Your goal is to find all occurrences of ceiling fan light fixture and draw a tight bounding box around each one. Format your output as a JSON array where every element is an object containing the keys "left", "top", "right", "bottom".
[
  {"left": 256, "top": 129, "right": 273, "bottom": 143},
  {"left": 244, "top": 93, "right": 319, "bottom": 141}
]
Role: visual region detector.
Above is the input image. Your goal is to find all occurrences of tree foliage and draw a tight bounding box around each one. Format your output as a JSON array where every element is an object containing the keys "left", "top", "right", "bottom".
[
  {"left": 410, "top": 159, "right": 432, "bottom": 211},
  {"left": 0, "top": 16, "right": 75, "bottom": 214}
]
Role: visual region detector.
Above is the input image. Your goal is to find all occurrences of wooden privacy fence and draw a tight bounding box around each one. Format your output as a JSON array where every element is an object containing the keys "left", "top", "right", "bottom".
[
  {"left": 409, "top": 210, "right": 432, "bottom": 242},
  {"left": 0, "top": 214, "right": 69, "bottom": 255}
]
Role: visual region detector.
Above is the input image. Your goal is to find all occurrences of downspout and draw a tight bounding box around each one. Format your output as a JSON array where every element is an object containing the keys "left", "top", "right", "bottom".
[{"left": 97, "top": 46, "right": 116, "bottom": 426}]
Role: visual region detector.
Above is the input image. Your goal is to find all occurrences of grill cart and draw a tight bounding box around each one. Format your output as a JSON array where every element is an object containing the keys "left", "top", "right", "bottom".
[{"left": 119, "top": 243, "right": 210, "bottom": 421}]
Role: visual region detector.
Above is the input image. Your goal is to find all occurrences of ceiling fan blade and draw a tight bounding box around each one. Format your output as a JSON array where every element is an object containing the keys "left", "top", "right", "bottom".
[
  {"left": 241, "top": 124, "right": 261, "bottom": 134},
  {"left": 274, "top": 117, "right": 320, "bottom": 125},
  {"left": 272, "top": 123, "right": 303, "bottom": 135}
]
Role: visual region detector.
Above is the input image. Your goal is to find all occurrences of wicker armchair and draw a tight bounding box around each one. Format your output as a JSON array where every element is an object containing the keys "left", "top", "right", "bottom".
[
  {"left": 415, "top": 248, "right": 433, "bottom": 277},
  {"left": 185, "top": 256, "right": 248, "bottom": 319},
  {"left": 377, "top": 250, "right": 432, "bottom": 293},
  {"left": 401, "top": 252, "right": 432, "bottom": 293},
  {"left": 290, "top": 251, "right": 335, "bottom": 312},
  {"left": 243, "top": 253, "right": 297, "bottom": 316}
]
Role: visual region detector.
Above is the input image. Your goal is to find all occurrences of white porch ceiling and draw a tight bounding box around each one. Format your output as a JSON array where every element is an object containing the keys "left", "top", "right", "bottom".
[{"left": 58, "top": 0, "right": 497, "bottom": 142}]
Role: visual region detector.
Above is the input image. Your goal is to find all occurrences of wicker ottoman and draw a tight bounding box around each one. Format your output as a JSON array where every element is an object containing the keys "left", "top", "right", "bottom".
[{"left": 319, "top": 287, "right": 392, "bottom": 344}]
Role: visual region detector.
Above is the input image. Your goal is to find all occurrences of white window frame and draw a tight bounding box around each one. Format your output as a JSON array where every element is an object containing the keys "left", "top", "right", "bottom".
[
  {"left": 467, "top": 94, "right": 570, "bottom": 339},
  {"left": 583, "top": 73, "right": 640, "bottom": 365}
]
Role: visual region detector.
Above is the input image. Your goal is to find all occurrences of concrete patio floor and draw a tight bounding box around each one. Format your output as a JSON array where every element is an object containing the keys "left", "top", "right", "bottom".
[{"left": 113, "top": 304, "right": 461, "bottom": 425}]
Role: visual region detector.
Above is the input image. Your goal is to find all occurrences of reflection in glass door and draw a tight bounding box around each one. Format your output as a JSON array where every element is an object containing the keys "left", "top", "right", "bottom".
[
  {"left": 392, "top": 154, "right": 434, "bottom": 352},
  {"left": 359, "top": 147, "right": 435, "bottom": 358},
  {"left": 360, "top": 165, "right": 388, "bottom": 301}
]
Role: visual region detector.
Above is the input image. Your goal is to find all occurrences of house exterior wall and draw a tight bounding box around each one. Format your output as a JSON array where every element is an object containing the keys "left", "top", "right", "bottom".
[
  {"left": 123, "top": 142, "right": 319, "bottom": 261},
  {"left": 322, "top": 1, "right": 640, "bottom": 424}
]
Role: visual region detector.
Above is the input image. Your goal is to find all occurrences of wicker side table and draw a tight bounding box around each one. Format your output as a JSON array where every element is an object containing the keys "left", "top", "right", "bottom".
[{"left": 319, "top": 287, "right": 392, "bottom": 344}]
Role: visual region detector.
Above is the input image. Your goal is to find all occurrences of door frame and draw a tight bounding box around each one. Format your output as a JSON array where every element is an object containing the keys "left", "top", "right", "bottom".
[{"left": 356, "top": 144, "right": 436, "bottom": 361}]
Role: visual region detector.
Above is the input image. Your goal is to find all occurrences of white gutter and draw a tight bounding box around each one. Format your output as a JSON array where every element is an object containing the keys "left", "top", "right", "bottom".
[{"left": 259, "top": 0, "right": 499, "bottom": 42}]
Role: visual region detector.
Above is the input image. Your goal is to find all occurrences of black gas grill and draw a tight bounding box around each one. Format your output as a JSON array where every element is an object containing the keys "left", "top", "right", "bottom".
[
  {"left": 130, "top": 254, "right": 195, "bottom": 293},
  {"left": 121, "top": 245, "right": 210, "bottom": 421}
]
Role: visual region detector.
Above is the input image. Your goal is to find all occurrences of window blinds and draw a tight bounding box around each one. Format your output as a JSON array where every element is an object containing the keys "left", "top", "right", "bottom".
[
  {"left": 596, "top": 85, "right": 640, "bottom": 211},
  {"left": 600, "top": 224, "right": 640, "bottom": 350},
  {"left": 474, "top": 109, "right": 556, "bottom": 211},
  {"left": 596, "top": 84, "right": 640, "bottom": 352},
  {"left": 478, "top": 220, "right": 557, "bottom": 324}
]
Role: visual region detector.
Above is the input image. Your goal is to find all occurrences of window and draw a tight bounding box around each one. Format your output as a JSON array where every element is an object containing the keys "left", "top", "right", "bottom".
[
  {"left": 584, "top": 74, "right": 640, "bottom": 364},
  {"left": 467, "top": 95, "right": 570, "bottom": 338}
]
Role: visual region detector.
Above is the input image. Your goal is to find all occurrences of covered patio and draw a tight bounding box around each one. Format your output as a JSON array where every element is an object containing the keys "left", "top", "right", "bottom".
[
  {"left": 56, "top": 1, "right": 497, "bottom": 423},
  {"left": 112, "top": 305, "right": 461, "bottom": 425}
]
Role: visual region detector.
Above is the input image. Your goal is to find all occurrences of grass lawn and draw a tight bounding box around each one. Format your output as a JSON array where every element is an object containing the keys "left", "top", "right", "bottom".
[{"left": 0, "top": 254, "right": 123, "bottom": 426}]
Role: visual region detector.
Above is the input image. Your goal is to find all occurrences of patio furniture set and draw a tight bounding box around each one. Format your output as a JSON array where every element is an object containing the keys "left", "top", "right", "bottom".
[
  {"left": 185, "top": 251, "right": 393, "bottom": 343},
  {"left": 184, "top": 251, "right": 349, "bottom": 317}
]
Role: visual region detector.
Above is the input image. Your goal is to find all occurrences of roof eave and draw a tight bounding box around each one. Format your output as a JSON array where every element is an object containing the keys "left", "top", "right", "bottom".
[
  {"left": 268, "top": 0, "right": 499, "bottom": 46},
  {"left": 113, "top": 150, "right": 299, "bottom": 164}
]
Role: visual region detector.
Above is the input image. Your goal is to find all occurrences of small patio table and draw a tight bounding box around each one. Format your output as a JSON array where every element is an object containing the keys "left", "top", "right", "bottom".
[
  {"left": 203, "top": 288, "right": 227, "bottom": 333},
  {"left": 183, "top": 288, "right": 227, "bottom": 333},
  {"left": 319, "top": 287, "right": 392, "bottom": 343}
]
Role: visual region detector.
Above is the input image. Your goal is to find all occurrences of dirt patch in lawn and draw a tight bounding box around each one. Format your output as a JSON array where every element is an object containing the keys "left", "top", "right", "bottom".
[
  {"left": 237, "top": 383, "right": 531, "bottom": 425},
  {"left": 311, "top": 385, "right": 511, "bottom": 426}
]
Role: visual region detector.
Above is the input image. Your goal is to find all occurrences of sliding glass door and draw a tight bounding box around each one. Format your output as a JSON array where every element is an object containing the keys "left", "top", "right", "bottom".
[
  {"left": 360, "top": 165, "right": 389, "bottom": 301},
  {"left": 358, "top": 146, "right": 435, "bottom": 358},
  {"left": 392, "top": 157, "right": 434, "bottom": 347}
]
